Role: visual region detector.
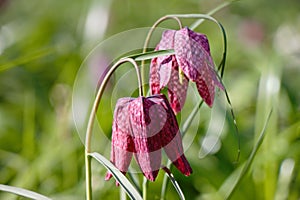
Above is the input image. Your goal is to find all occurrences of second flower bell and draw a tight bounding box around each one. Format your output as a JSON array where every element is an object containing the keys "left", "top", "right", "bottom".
[{"left": 105, "top": 94, "right": 192, "bottom": 182}]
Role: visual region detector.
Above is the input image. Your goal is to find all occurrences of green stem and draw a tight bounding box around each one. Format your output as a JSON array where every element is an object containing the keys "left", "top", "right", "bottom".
[
  {"left": 85, "top": 155, "right": 92, "bottom": 200},
  {"left": 225, "top": 109, "right": 273, "bottom": 200},
  {"left": 128, "top": 172, "right": 142, "bottom": 194},
  {"left": 141, "top": 16, "right": 182, "bottom": 95},
  {"left": 142, "top": 177, "right": 148, "bottom": 200},
  {"left": 161, "top": 100, "right": 203, "bottom": 199},
  {"left": 167, "top": 14, "right": 227, "bottom": 74},
  {"left": 84, "top": 58, "right": 143, "bottom": 200},
  {"left": 189, "top": 0, "right": 237, "bottom": 30}
]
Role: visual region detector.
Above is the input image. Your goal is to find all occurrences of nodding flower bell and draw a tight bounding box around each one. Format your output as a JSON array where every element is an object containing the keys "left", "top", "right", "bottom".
[
  {"left": 150, "top": 27, "right": 224, "bottom": 113},
  {"left": 105, "top": 94, "right": 192, "bottom": 182}
]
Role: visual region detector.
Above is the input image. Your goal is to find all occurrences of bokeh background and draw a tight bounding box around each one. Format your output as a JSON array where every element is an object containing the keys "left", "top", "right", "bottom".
[{"left": 1, "top": 0, "right": 300, "bottom": 199}]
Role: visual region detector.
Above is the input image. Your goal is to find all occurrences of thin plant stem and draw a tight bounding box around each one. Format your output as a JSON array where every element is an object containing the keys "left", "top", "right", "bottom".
[
  {"left": 128, "top": 173, "right": 142, "bottom": 194},
  {"left": 84, "top": 58, "right": 143, "bottom": 200},
  {"left": 161, "top": 166, "right": 185, "bottom": 200},
  {"left": 142, "top": 177, "right": 148, "bottom": 200},
  {"left": 167, "top": 14, "right": 227, "bottom": 70},
  {"left": 224, "top": 109, "right": 273, "bottom": 199},
  {"left": 189, "top": 0, "right": 238, "bottom": 30},
  {"left": 161, "top": 100, "right": 203, "bottom": 199},
  {"left": 141, "top": 16, "right": 182, "bottom": 95},
  {"left": 85, "top": 155, "right": 92, "bottom": 200}
]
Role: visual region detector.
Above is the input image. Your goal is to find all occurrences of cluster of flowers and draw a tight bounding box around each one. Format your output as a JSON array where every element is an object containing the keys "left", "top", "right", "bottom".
[{"left": 105, "top": 27, "right": 224, "bottom": 182}]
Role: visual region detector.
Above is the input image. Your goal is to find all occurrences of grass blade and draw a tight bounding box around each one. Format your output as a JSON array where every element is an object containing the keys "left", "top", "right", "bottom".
[
  {"left": 0, "top": 48, "right": 53, "bottom": 72},
  {"left": 219, "top": 109, "right": 273, "bottom": 199},
  {"left": 0, "top": 184, "right": 51, "bottom": 200},
  {"left": 161, "top": 166, "right": 185, "bottom": 200},
  {"left": 128, "top": 49, "right": 175, "bottom": 61},
  {"left": 88, "top": 152, "right": 143, "bottom": 200},
  {"left": 189, "top": 0, "right": 238, "bottom": 30}
]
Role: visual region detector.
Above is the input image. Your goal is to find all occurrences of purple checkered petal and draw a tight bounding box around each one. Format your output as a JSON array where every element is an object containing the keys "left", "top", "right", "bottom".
[
  {"left": 150, "top": 30, "right": 176, "bottom": 95},
  {"left": 129, "top": 97, "right": 164, "bottom": 181},
  {"left": 105, "top": 98, "right": 135, "bottom": 183},
  {"left": 106, "top": 94, "right": 193, "bottom": 182},
  {"left": 150, "top": 29, "right": 188, "bottom": 113},
  {"left": 166, "top": 56, "right": 189, "bottom": 114},
  {"left": 150, "top": 55, "right": 161, "bottom": 94},
  {"left": 159, "top": 56, "right": 173, "bottom": 89},
  {"left": 158, "top": 95, "right": 193, "bottom": 175},
  {"left": 174, "top": 27, "right": 224, "bottom": 106},
  {"left": 159, "top": 30, "right": 176, "bottom": 50},
  {"left": 195, "top": 68, "right": 223, "bottom": 107},
  {"left": 187, "top": 28, "right": 211, "bottom": 54}
]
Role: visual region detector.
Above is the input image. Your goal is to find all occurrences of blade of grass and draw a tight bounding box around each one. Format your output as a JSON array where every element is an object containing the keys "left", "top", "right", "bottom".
[
  {"left": 128, "top": 49, "right": 175, "bottom": 61},
  {"left": 161, "top": 100, "right": 203, "bottom": 199},
  {"left": 189, "top": 0, "right": 238, "bottom": 30},
  {"left": 0, "top": 48, "right": 53, "bottom": 72},
  {"left": 219, "top": 109, "right": 273, "bottom": 199},
  {"left": 161, "top": 166, "right": 185, "bottom": 200},
  {"left": 88, "top": 152, "right": 143, "bottom": 200},
  {"left": 0, "top": 184, "right": 51, "bottom": 200}
]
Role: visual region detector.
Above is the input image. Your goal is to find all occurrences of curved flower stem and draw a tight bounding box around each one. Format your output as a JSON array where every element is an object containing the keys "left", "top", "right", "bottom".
[
  {"left": 142, "top": 177, "right": 148, "bottom": 200},
  {"left": 161, "top": 100, "right": 204, "bottom": 200},
  {"left": 85, "top": 58, "right": 143, "bottom": 200},
  {"left": 189, "top": 0, "right": 236, "bottom": 30},
  {"left": 166, "top": 14, "right": 227, "bottom": 76},
  {"left": 141, "top": 16, "right": 182, "bottom": 95}
]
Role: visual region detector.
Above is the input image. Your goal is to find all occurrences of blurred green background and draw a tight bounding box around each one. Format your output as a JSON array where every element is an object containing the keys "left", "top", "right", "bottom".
[{"left": 0, "top": 0, "right": 300, "bottom": 199}]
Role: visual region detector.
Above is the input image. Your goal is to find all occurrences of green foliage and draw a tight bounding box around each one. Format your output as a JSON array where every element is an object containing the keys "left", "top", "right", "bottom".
[
  {"left": 89, "top": 152, "right": 142, "bottom": 200},
  {"left": 0, "top": 184, "right": 51, "bottom": 200},
  {"left": 1, "top": 0, "right": 300, "bottom": 199}
]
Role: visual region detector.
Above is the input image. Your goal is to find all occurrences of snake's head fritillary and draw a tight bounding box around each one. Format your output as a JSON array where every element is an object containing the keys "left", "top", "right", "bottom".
[
  {"left": 105, "top": 94, "right": 192, "bottom": 183},
  {"left": 150, "top": 27, "right": 224, "bottom": 110}
]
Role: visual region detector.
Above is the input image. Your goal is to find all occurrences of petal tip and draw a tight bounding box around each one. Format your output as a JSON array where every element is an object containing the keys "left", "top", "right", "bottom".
[
  {"left": 143, "top": 170, "right": 159, "bottom": 182},
  {"left": 173, "top": 155, "right": 193, "bottom": 176},
  {"left": 105, "top": 172, "right": 112, "bottom": 181}
]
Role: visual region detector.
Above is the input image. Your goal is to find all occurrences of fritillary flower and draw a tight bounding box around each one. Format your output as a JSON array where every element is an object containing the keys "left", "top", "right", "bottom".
[
  {"left": 150, "top": 27, "right": 224, "bottom": 113},
  {"left": 105, "top": 94, "right": 192, "bottom": 182}
]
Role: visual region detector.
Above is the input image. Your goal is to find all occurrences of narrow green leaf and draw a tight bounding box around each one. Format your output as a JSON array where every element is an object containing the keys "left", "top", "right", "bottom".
[
  {"left": 127, "top": 49, "right": 175, "bottom": 61},
  {"left": 189, "top": 0, "right": 238, "bottom": 30},
  {"left": 0, "top": 48, "right": 53, "bottom": 72},
  {"left": 88, "top": 152, "right": 143, "bottom": 200},
  {"left": 182, "top": 100, "right": 204, "bottom": 136},
  {"left": 161, "top": 166, "right": 185, "bottom": 200},
  {"left": 0, "top": 184, "right": 51, "bottom": 200},
  {"left": 219, "top": 109, "right": 273, "bottom": 199}
]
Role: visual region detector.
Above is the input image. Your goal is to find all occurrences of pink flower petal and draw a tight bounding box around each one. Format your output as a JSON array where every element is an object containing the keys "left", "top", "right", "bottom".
[
  {"left": 195, "top": 76, "right": 213, "bottom": 107},
  {"left": 167, "top": 56, "right": 189, "bottom": 114},
  {"left": 105, "top": 98, "right": 134, "bottom": 182},
  {"left": 156, "top": 30, "right": 176, "bottom": 88},
  {"left": 158, "top": 95, "right": 193, "bottom": 175},
  {"left": 159, "top": 56, "right": 172, "bottom": 89},
  {"left": 150, "top": 56, "right": 161, "bottom": 94},
  {"left": 129, "top": 97, "right": 163, "bottom": 181},
  {"left": 159, "top": 30, "right": 176, "bottom": 50},
  {"left": 107, "top": 95, "right": 193, "bottom": 182},
  {"left": 174, "top": 27, "right": 224, "bottom": 106},
  {"left": 150, "top": 30, "right": 176, "bottom": 95},
  {"left": 187, "top": 28, "right": 211, "bottom": 54}
]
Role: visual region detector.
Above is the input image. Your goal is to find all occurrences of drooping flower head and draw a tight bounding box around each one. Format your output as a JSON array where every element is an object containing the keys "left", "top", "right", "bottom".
[
  {"left": 105, "top": 94, "right": 192, "bottom": 182},
  {"left": 150, "top": 27, "right": 224, "bottom": 113}
]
